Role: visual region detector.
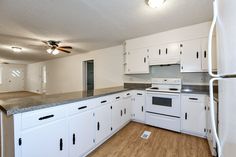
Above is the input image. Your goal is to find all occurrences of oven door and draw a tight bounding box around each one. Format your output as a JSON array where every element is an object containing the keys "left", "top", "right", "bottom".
[{"left": 146, "top": 92, "right": 180, "bottom": 117}]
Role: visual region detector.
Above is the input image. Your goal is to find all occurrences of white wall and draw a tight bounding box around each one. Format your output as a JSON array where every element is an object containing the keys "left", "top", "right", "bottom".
[
  {"left": 42, "top": 45, "right": 123, "bottom": 94},
  {"left": 26, "top": 62, "right": 45, "bottom": 94},
  {"left": 0, "top": 64, "right": 26, "bottom": 93}
]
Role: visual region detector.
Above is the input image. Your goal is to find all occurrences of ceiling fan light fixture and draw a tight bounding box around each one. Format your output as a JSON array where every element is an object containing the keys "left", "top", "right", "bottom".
[
  {"left": 52, "top": 49, "right": 60, "bottom": 55},
  {"left": 46, "top": 48, "right": 53, "bottom": 54},
  {"left": 147, "top": 0, "right": 166, "bottom": 8},
  {"left": 11, "top": 47, "right": 22, "bottom": 53}
]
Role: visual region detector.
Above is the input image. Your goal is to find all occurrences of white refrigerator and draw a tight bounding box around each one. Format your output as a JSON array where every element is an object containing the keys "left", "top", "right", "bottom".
[{"left": 208, "top": 0, "right": 236, "bottom": 157}]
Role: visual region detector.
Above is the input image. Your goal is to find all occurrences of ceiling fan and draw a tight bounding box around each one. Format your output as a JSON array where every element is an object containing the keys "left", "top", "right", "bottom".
[{"left": 42, "top": 40, "right": 72, "bottom": 55}]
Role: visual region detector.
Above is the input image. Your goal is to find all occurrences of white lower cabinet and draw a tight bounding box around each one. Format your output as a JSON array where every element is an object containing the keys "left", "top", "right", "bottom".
[
  {"left": 122, "top": 94, "right": 132, "bottom": 124},
  {"left": 21, "top": 119, "right": 68, "bottom": 157},
  {"left": 94, "top": 103, "right": 112, "bottom": 144},
  {"left": 131, "top": 91, "right": 145, "bottom": 123},
  {"left": 111, "top": 95, "right": 123, "bottom": 132},
  {"left": 181, "top": 94, "right": 207, "bottom": 137},
  {"left": 69, "top": 110, "right": 95, "bottom": 157}
]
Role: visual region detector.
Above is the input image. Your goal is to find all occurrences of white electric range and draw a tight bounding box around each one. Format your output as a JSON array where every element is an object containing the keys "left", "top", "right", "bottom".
[{"left": 145, "top": 78, "right": 181, "bottom": 132}]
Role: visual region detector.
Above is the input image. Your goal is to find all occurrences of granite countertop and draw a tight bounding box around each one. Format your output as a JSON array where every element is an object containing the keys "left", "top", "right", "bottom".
[
  {"left": 0, "top": 86, "right": 128, "bottom": 116},
  {"left": 181, "top": 85, "right": 209, "bottom": 94}
]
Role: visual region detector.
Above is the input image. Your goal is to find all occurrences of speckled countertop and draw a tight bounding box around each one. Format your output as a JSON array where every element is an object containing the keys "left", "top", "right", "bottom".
[{"left": 0, "top": 86, "right": 128, "bottom": 116}]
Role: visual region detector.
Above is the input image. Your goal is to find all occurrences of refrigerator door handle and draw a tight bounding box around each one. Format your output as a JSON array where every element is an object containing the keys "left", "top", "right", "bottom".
[
  {"left": 208, "top": 0, "right": 220, "bottom": 78},
  {"left": 209, "top": 78, "right": 222, "bottom": 156}
]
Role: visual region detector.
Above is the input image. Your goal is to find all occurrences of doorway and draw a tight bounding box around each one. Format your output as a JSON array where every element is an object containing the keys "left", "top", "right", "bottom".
[{"left": 83, "top": 60, "right": 94, "bottom": 91}]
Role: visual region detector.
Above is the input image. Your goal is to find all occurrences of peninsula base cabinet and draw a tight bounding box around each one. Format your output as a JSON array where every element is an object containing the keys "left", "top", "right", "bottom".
[
  {"left": 1, "top": 92, "right": 133, "bottom": 157},
  {"left": 181, "top": 94, "right": 208, "bottom": 137}
]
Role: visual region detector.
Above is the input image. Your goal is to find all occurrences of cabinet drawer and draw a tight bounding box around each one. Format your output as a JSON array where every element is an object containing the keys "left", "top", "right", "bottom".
[
  {"left": 182, "top": 94, "right": 207, "bottom": 103},
  {"left": 68, "top": 99, "right": 99, "bottom": 116},
  {"left": 22, "top": 106, "right": 67, "bottom": 130}
]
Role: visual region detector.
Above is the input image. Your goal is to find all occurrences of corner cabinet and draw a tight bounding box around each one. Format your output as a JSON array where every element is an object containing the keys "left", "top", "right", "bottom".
[
  {"left": 181, "top": 94, "right": 208, "bottom": 137},
  {"left": 124, "top": 48, "right": 149, "bottom": 74},
  {"left": 180, "top": 37, "right": 217, "bottom": 72}
]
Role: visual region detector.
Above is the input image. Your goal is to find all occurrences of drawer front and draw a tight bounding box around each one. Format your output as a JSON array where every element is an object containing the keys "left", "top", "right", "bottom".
[
  {"left": 145, "top": 112, "right": 181, "bottom": 132},
  {"left": 182, "top": 94, "right": 207, "bottom": 103},
  {"left": 21, "top": 106, "right": 67, "bottom": 130},
  {"left": 68, "top": 99, "right": 98, "bottom": 116}
]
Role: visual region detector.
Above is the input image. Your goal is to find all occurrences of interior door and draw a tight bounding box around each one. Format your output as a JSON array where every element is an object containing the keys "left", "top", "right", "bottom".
[
  {"left": 180, "top": 39, "right": 202, "bottom": 72},
  {"left": 95, "top": 104, "right": 112, "bottom": 144},
  {"left": 21, "top": 120, "right": 68, "bottom": 157},
  {"left": 69, "top": 110, "right": 95, "bottom": 157}
]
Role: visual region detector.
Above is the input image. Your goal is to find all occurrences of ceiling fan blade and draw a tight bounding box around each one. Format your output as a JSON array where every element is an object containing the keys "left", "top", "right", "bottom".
[
  {"left": 57, "top": 48, "right": 71, "bottom": 53},
  {"left": 58, "top": 46, "right": 72, "bottom": 49}
]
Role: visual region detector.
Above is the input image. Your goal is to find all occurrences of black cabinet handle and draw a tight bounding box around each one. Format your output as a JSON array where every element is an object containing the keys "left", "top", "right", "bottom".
[
  {"left": 124, "top": 108, "right": 126, "bottom": 115},
  {"left": 72, "top": 134, "right": 75, "bottom": 145},
  {"left": 137, "top": 93, "right": 143, "bottom": 95},
  {"left": 120, "top": 110, "right": 123, "bottom": 117},
  {"left": 204, "top": 50, "right": 207, "bottom": 58},
  {"left": 196, "top": 52, "right": 199, "bottom": 59},
  {"left": 78, "top": 106, "right": 87, "bottom": 110},
  {"left": 101, "top": 100, "right": 107, "bottom": 104},
  {"left": 189, "top": 97, "right": 198, "bottom": 100},
  {"left": 144, "top": 57, "right": 146, "bottom": 63},
  {"left": 185, "top": 113, "right": 188, "bottom": 120},
  {"left": 38, "top": 114, "right": 54, "bottom": 120},
  {"left": 97, "top": 122, "right": 100, "bottom": 131},
  {"left": 159, "top": 49, "right": 161, "bottom": 55},
  {"left": 126, "top": 93, "right": 130, "bottom": 96},
  {"left": 59, "top": 138, "right": 63, "bottom": 151},
  {"left": 141, "top": 106, "right": 144, "bottom": 112},
  {"left": 18, "top": 138, "right": 22, "bottom": 146},
  {"left": 166, "top": 48, "right": 168, "bottom": 54},
  {"left": 116, "top": 96, "right": 120, "bottom": 99}
]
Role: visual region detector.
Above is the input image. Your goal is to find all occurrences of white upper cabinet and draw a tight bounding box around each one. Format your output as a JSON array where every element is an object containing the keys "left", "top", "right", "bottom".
[
  {"left": 124, "top": 48, "right": 149, "bottom": 74},
  {"left": 180, "top": 37, "right": 217, "bottom": 72},
  {"left": 149, "top": 42, "right": 180, "bottom": 65}
]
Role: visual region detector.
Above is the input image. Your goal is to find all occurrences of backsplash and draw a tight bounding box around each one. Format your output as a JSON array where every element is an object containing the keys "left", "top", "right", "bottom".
[{"left": 123, "top": 65, "right": 211, "bottom": 85}]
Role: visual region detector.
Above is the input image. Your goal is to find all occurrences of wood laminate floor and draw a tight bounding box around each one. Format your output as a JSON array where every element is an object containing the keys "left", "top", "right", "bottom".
[
  {"left": 88, "top": 122, "right": 212, "bottom": 157},
  {"left": 0, "top": 91, "right": 39, "bottom": 100}
]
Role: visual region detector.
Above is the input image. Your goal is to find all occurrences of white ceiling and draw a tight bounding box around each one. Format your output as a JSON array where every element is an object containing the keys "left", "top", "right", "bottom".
[{"left": 0, "top": 0, "right": 213, "bottom": 63}]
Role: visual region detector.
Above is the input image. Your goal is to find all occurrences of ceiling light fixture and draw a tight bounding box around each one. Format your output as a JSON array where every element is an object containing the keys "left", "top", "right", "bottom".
[
  {"left": 147, "top": 0, "right": 166, "bottom": 8},
  {"left": 11, "top": 47, "right": 22, "bottom": 53},
  {"left": 47, "top": 48, "right": 60, "bottom": 55}
]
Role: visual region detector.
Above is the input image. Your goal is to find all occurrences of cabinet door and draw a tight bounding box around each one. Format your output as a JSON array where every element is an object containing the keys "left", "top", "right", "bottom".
[
  {"left": 201, "top": 37, "right": 217, "bottom": 71},
  {"left": 125, "top": 48, "right": 149, "bottom": 74},
  {"left": 181, "top": 95, "right": 207, "bottom": 137},
  {"left": 180, "top": 39, "right": 202, "bottom": 72},
  {"left": 69, "top": 110, "right": 95, "bottom": 157},
  {"left": 21, "top": 120, "right": 68, "bottom": 157},
  {"left": 95, "top": 104, "right": 112, "bottom": 144},
  {"left": 166, "top": 42, "right": 180, "bottom": 61},
  {"left": 111, "top": 98, "right": 123, "bottom": 131},
  {"left": 123, "top": 97, "right": 132, "bottom": 124},
  {"left": 132, "top": 92, "right": 145, "bottom": 122}
]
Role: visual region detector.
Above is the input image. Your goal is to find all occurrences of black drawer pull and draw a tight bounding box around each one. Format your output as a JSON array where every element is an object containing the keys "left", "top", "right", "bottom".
[
  {"left": 196, "top": 52, "right": 199, "bottom": 59},
  {"left": 101, "top": 100, "right": 107, "bottom": 104},
  {"left": 97, "top": 122, "right": 100, "bottom": 131},
  {"left": 18, "top": 138, "right": 22, "bottom": 146},
  {"left": 185, "top": 113, "right": 188, "bottom": 120},
  {"left": 159, "top": 49, "right": 161, "bottom": 55},
  {"left": 124, "top": 108, "right": 126, "bottom": 115},
  {"left": 78, "top": 106, "right": 87, "bottom": 110},
  {"left": 166, "top": 48, "right": 168, "bottom": 54},
  {"left": 204, "top": 50, "right": 207, "bottom": 58},
  {"left": 116, "top": 96, "right": 120, "bottom": 99},
  {"left": 189, "top": 98, "right": 198, "bottom": 100},
  {"left": 38, "top": 114, "right": 54, "bottom": 120},
  {"left": 59, "top": 138, "right": 63, "bottom": 151},
  {"left": 141, "top": 106, "right": 144, "bottom": 112},
  {"left": 73, "top": 134, "right": 76, "bottom": 145},
  {"left": 137, "top": 93, "right": 143, "bottom": 95},
  {"left": 120, "top": 110, "right": 123, "bottom": 117},
  {"left": 126, "top": 93, "right": 130, "bottom": 96}
]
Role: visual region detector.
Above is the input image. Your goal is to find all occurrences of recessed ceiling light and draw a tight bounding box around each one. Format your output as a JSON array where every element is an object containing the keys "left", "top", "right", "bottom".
[
  {"left": 11, "top": 47, "right": 22, "bottom": 53},
  {"left": 147, "top": 0, "right": 166, "bottom": 8}
]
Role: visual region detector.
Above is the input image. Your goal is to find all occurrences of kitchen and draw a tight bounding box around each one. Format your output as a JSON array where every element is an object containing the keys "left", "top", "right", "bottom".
[{"left": 0, "top": 0, "right": 235, "bottom": 157}]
